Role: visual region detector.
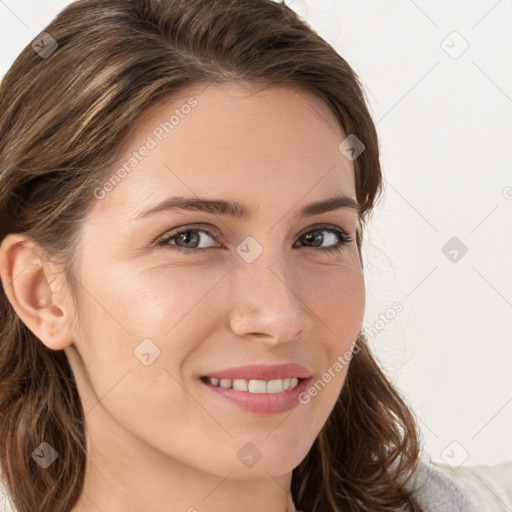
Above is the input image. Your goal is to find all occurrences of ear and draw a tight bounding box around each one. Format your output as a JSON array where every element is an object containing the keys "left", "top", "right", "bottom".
[{"left": 0, "top": 233, "right": 75, "bottom": 351}]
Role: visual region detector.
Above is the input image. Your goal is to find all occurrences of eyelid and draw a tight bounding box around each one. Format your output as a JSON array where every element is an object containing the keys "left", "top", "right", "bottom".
[{"left": 296, "top": 222, "right": 349, "bottom": 237}]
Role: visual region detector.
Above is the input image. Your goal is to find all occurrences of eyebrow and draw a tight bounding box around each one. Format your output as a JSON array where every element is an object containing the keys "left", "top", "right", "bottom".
[{"left": 133, "top": 194, "right": 361, "bottom": 220}]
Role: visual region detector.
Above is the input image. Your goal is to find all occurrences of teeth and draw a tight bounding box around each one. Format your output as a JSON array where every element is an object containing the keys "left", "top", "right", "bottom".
[
  {"left": 205, "top": 377, "right": 300, "bottom": 393},
  {"left": 233, "top": 379, "right": 248, "bottom": 391}
]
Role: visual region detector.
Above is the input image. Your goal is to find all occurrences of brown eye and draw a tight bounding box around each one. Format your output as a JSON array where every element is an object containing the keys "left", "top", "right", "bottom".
[
  {"left": 157, "top": 228, "right": 219, "bottom": 254},
  {"left": 296, "top": 226, "right": 352, "bottom": 254}
]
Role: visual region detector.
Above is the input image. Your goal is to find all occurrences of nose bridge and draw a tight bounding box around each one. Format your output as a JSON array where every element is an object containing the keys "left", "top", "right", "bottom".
[
  {"left": 238, "top": 230, "right": 294, "bottom": 297},
  {"left": 228, "top": 242, "right": 312, "bottom": 340},
  {"left": 244, "top": 254, "right": 292, "bottom": 304}
]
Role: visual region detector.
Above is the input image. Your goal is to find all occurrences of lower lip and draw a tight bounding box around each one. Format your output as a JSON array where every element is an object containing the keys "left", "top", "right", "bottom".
[{"left": 200, "top": 377, "right": 311, "bottom": 415}]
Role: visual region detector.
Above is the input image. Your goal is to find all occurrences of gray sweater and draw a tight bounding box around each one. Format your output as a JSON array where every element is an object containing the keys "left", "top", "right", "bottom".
[{"left": 401, "top": 456, "right": 477, "bottom": 511}]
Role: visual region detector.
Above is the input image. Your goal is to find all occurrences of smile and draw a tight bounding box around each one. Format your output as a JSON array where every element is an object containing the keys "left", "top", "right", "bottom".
[{"left": 199, "top": 375, "right": 311, "bottom": 415}]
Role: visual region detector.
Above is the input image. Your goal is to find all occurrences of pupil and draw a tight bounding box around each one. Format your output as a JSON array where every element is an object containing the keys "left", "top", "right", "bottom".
[
  {"left": 180, "top": 231, "right": 198, "bottom": 248},
  {"left": 305, "top": 230, "right": 322, "bottom": 247}
]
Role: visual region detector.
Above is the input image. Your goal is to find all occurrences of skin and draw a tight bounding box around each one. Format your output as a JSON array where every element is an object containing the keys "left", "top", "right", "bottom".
[{"left": 0, "top": 82, "right": 365, "bottom": 512}]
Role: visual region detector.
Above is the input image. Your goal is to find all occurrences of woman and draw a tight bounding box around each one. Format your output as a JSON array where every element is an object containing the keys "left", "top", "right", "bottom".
[{"left": 0, "top": 1, "right": 477, "bottom": 511}]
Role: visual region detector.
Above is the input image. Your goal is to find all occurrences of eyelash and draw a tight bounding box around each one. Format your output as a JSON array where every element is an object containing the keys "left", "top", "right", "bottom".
[{"left": 156, "top": 224, "right": 353, "bottom": 256}]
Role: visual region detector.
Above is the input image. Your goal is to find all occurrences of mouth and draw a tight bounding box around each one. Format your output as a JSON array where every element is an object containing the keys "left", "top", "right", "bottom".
[{"left": 199, "top": 375, "right": 312, "bottom": 415}]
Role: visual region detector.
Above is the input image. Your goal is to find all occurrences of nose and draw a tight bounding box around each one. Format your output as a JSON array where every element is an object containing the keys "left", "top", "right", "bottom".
[{"left": 228, "top": 255, "right": 314, "bottom": 345}]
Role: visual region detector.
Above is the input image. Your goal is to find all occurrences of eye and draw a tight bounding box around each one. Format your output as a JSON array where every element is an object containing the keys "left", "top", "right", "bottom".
[
  {"left": 156, "top": 224, "right": 353, "bottom": 255},
  {"left": 156, "top": 227, "right": 219, "bottom": 254},
  {"left": 295, "top": 225, "right": 353, "bottom": 255}
]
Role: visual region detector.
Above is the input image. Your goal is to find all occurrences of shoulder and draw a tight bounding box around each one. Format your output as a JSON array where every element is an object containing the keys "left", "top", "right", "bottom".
[
  {"left": 430, "top": 460, "right": 512, "bottom": 512},
  {"left": 401, "top": 455, "right": 478, "bottom": 512}
]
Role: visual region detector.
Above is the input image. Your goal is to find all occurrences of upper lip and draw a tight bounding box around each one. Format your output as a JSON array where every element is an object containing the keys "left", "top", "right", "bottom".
[{"left": 201, "top": 363, "right": 311, "bottom": 381}]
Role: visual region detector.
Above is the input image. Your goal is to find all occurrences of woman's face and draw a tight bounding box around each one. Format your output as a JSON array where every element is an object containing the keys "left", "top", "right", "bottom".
[{"left": 64, "top": 82, "right": 365, "bottom": 483}]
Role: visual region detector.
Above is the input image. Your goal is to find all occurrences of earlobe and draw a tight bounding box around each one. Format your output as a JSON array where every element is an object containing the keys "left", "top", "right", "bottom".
[{"left": 0, "top": 233, "right": 74, "bottom": 351}]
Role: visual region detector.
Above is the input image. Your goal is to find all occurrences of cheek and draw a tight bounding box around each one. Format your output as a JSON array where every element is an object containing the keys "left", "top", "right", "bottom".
[
  {"left": 302, "top": 257, "right": 365, "bottom": 342},
  {"left": 292, "top": 260, "right": 364, "bottom": 418},
  {"left": 78, "top": 257, "right": 227, "bottom": 338},
  {"left": 71, "top": 261, "right": 231, "bottom": 398}
]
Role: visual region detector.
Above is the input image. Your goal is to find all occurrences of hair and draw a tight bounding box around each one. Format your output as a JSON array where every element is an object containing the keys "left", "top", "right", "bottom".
[{"left": 0, "top": 0, "right": 425, "bottom": 511}]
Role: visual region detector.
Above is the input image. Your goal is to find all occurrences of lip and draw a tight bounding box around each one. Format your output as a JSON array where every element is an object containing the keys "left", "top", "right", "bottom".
[
  {"left": 200, "top": 363, "right": 311, "bottom": 381},
  {"left": 200, "top": 375, "right": 312, "bottom": 415}
]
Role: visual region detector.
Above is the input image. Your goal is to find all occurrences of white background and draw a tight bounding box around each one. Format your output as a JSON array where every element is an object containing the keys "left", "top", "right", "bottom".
[{"left": 1, "top": 0, "right": 511, "bottom": 467}]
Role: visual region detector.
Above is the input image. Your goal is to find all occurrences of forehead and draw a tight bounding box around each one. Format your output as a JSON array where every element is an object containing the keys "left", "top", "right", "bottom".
[{"left": 91, "top": 82, "right": 356, "bottom": 221}]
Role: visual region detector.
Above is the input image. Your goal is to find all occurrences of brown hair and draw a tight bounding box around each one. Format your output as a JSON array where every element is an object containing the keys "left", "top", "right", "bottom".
[{"left": 0, "top": 0, "right": 424, "bottom": 511}]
